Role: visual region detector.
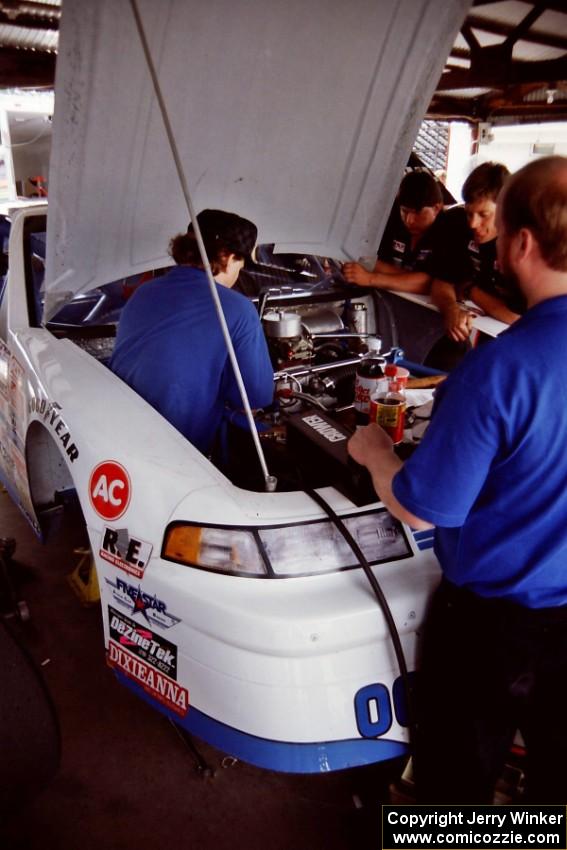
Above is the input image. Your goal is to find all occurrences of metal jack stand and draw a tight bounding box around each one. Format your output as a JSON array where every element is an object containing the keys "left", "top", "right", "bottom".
[
  {"left": 67, "top": 547, "right": 100, "bottom": 606},
  {"left": 168, "top": 719, "right": 215, "bottom": 779}
]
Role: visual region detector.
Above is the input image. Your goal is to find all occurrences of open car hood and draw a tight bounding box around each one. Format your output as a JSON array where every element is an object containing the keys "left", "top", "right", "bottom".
[{"left": 44, "top": 0, "right": 470, "bottom": 318}]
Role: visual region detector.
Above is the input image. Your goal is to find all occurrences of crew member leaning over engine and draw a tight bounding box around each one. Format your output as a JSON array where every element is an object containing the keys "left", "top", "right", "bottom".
[
  {"left": 429, "top": 161, "right": 525, "bottom": 342},
  {"left": 342, "top": 170, "right": 447, "bottom": 295},
  {"left": 110, "top": 209, "right": 274, "bottom": 455}
]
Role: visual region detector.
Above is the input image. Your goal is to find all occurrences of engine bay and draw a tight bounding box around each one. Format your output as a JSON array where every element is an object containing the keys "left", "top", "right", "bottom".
[
  {"left": 223, "top": 283, "right": 404, "bottom": 500},
  {"left": 45, "top": 257, "right": 438, "bottom": 502}
]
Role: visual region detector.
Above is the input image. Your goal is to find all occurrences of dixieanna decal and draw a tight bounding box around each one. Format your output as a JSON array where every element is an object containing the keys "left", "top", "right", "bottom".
[
  {"left": 107, "top": 606, "right": 188, "bottom": 716},
  {"left": 107, "top": 642, "right": 189, "bottom": 717}
]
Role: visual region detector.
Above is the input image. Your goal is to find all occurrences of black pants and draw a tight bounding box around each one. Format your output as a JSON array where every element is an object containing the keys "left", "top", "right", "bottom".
[{"left": 414, "top": 579, "right": 567, "bottom": 803}]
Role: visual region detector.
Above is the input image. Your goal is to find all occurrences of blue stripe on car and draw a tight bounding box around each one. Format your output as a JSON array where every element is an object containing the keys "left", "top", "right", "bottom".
[{"left": 113, "top": 670, "right": 409, "bottom": 773}]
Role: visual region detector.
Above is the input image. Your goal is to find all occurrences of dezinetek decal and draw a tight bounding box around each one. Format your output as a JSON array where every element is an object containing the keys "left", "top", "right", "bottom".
[{"left": 89, "top": 460, "right": 131, "bottom": 520}]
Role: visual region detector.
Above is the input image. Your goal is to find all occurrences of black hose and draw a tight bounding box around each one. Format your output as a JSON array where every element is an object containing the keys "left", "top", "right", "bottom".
[
  {"left": 372, "top": 290, "right": 399, "bottom": 350},
  {"left": 304, "top": 486, "right": 417, "bottom": 753}
]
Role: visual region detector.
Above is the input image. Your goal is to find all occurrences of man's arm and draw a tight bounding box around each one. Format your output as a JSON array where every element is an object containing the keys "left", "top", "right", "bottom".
[
  {"left": 347, "top": 423, "right": 433, "bottom": 530},
  {"left": 468, "top": 285, "right": 520, "bottom": 325},
  {"left": 226, "top": 301, "right": 275, "bottom": 409},
  {"left": 343, "top": 259, "right": 431, "bottom": 294},
  {"left": 430, "top": 279, "right": 473, "bottom": 342}
]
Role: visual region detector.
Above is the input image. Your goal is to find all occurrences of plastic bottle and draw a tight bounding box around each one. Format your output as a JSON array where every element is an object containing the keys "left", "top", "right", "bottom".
[
  {"left": 368, "top": 364, "right": 408, "bottom": 443},
  {"left": 354, "top": 338, "right": 386, "bottom": 425},
  {"left": 385, "top": 363, "right": 412, "bottom": 394}
]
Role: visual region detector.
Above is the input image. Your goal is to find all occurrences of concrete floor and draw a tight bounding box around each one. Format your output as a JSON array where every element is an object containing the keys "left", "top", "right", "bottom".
[{"left": 0, "top": 489, "right": 405, "bottom": 849}]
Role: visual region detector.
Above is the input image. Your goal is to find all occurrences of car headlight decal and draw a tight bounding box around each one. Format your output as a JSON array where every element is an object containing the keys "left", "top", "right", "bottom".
[
  {"left": 259, "top": 512, "right": 410, "bottom": 576},
  {"left": 163, "top": 525, "right": 267, "bottom": 576},
  {"left": 162, "top": 510, "right": 411, "bottom": 578}
]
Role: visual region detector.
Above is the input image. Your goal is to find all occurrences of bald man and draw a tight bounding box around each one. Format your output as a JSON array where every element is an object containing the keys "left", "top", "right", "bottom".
[{"left": 348, "top": 156, "right": 567, "bottom": 803}]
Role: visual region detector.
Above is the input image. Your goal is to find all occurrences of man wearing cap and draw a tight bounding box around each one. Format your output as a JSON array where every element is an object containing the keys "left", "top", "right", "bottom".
[
  {"left": 348, "top": 156, "right": 567, "bottom": 803},
  {"left": 110, "top": 209, "right": 274, "bottom": 456},
  {"left": 342, "top": 171, "right": 446, "bottom": 294}
]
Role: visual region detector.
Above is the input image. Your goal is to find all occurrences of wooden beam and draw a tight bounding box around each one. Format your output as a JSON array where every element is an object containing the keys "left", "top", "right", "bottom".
[
  {"left": 437, "top": 56, "right": 567, "bottom": 89},
  {"left": 472, "top": 0, "right": 567, "bottom": 12},
  {"left": 503, "top": 4, "right": 545, "bottom": 48},
  {"left": 461, "top": 22, "right": 481, "bottom": 52},
  {"left": 427, "top": 92, "right": 567, "bottom": 122},
  {"left": 0, "top": 9, "right": 58, "bottom": 30},
  {"left": 464, "top": 13, "right": 567, "bottom": 52},
  {"left": 0, "top": 1, "right": 60, "bottom": 19},
  {"left": 0, "top": 47, "right": 55, "bottom": 87}
]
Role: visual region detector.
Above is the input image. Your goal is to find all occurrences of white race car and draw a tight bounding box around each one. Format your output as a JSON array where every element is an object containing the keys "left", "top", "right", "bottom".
[{"left": 0, "top": 0, "right": 470, "bottom": 773}]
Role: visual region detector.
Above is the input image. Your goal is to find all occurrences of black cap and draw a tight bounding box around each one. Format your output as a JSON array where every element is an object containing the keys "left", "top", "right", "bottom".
[
  {"left": 398, "top": 171, "right": 443, "bottom": 210},
  {"left": 189, "top": 209, "right": 258, "bottom": 259}
]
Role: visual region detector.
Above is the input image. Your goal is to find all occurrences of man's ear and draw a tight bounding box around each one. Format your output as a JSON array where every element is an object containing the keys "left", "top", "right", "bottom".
[
  {"left": 516, "top": 227, "right": 536, "bottom": 263},
  {"left": 217, "top": 250, "right": 232, "bottom": 272}
]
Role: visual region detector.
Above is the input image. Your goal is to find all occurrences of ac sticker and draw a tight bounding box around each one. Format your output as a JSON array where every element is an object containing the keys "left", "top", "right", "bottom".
[{"left": 90, "top": 460, "right": 131, "bottom": 520}]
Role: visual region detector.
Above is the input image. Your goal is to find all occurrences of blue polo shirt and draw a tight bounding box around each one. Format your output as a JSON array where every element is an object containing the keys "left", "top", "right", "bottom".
[
  {"left": 393, "top": 295, "right": 567, "bottom": 608},
  {"left": 110, "top": 266, "right": 274, "bottom": 454}
]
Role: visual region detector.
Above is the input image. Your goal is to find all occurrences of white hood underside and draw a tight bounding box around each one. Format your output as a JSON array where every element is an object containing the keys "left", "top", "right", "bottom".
[{"left": 45, "top": 0, "right": 470, "bottom": 318}]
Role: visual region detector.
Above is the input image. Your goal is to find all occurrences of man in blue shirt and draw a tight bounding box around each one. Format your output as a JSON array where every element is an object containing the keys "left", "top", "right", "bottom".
[
  {"left": 348, "top": 156, "right": 567, "bottom": 803},
  {"left": 111, "top": 209, "right": 274, "bottom": 455}
]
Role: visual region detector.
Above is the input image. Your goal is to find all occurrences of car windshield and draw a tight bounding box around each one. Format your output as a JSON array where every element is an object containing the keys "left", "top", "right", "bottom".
[
  {"left": 22, "top": 216, "right": 347, "bottom": 328},
  {"left": 22, "top": 214, "right": 148, "bottom": 328}
]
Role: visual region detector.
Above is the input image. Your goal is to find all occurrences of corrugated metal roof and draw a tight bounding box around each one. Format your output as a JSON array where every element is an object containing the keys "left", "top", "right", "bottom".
[
  {"left": 0, "top": 0, "right": 60, "bottom": 52},
  {"left": 0, "top": 23, "right": 57, "bottom": 51}
]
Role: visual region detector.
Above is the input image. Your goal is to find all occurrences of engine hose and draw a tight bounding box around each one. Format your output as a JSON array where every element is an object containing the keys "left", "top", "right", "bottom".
[
  {"left": 372, "top": 290, "right": 399, "bottom": 350},
  {"left": 395, "top": 357, "right": 446, "bottom": 378},
  {"left": 329, "top": 365, "right": 357, "bottom": 405},
  {"left": 324, "top": 364, "right": 357, "bottom": 382},
  {"left": 304, "top": 486, "right": 417, "bottom": 754},
  {"left": 286, "top": 391, "right": 328, "bottom": 411},
  {"left": 313, "top": 342, "right": 348, "bottom": 357}
]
